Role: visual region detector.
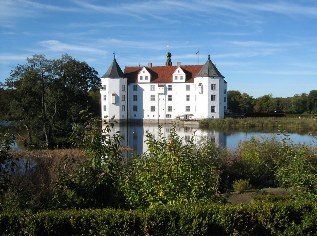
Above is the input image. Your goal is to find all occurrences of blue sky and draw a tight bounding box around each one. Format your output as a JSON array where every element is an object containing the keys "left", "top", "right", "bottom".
[{"left": 1, "top": 0, "right": 317, "bottom": 98}]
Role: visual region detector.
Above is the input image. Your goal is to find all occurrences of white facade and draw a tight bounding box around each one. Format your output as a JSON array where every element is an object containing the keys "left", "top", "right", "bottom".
[
  {"left": 101, "top": 77, "right": 128, "bottom": 120},
  {"left": 100, "top": 54, "right": 227, "bottom": 121}
]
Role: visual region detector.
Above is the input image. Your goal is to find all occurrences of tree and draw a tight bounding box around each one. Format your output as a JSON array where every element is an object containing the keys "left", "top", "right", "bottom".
[
  {"left": 5, "top": 54, "right": 100, "bottom": 148},
  {"left": 0, "top": 87, "right": 13, "bottom": 120},
  {"left": 254, "top": 94, "right": 275, "bottom": 113},
  {"left": 227, "top": 90, "right": 254, "bottom": 114},
  {"left": 307, "top": 90, "right": 317, "bottom": 113}
]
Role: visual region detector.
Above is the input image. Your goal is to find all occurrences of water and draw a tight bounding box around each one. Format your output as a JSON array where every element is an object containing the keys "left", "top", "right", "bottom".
[{"left": 109, "top": 123, "right": 317, "bottom": 154}]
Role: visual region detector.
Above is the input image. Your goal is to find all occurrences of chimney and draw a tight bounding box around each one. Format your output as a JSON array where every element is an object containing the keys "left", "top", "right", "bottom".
[
  {"left": 148, "top": 62, "right": 152, "bottom": 67},
  {"left": 177, "top": 62, "right": 181, "bottom": 66}
]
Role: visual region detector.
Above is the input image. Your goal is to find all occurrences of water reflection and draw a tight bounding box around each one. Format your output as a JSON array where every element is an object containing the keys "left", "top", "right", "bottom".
[{"left": 107, "top": 123, "right": 317, "bottom": 155}]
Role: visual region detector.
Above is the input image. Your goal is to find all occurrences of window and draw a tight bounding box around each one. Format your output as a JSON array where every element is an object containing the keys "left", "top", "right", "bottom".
[
  {"left": 211, "top": 95, "right": 216, "bottom": 101},
  {"left": 150, "top": 85, "right": 155, "bottom": 91},
  {"left": 167, "top": 85, "right": 172, "bottom": 91},
  {"left": 151, "top": 106, "right": 155, "bottom": 112},
  {"left": 168, "top": 106, "right": 172, "bottom": 112},
  {"left": 175, "top": 76, "right": 178, "bottom": 80},
  {"left": 166, "top": 114, "right": 171, "bottom": 118},
  {"left": 103, "top": 105, "right": 106, "bottom": 111},
  {"left": 224, "top": 97, "right": 226, "bottom": 102},
  {"left": 198, "top": 83, "right": 203, "bottom": 94},
  {"left": 111, "top": 94, "right": 116, "bottom": 104},
  {"left": 186, "top": 106, "right": 190, "bottom": 112},
  {"left": 122, "top": 85, "right": 125, "bottom": 91},
  {"left": 150, "top": 95, "right": 155, "bottom": 101},
  {"left": 186, "top": 95, "right": 190, "bottom": 101},
  {"left": 140, "top": 76, "right": 143, "bottom": 80},
  {"left": 121, "top": 95, "right": 125, "bottom": 101},
  {"left": 133, "top": 85, "right": 137, "bottom": 91},
  {"left": 186, "top": 85, "right": 190, "bottom": 91},
  {"left": 180, "top": 75, "right": 184, "bottom": 80},
  {"left": 168, "top": 95, "right": 172, "bottom": 101},
  {"left": 224, "top": 89, "right": 227, "bottom": 94},
  {"left": 122, "top": 105, "right": 125, "bottom": 111},
  {"left": 211, "top": 106, "right": 215, "bottom": 113},
  {"left": 145, "top": 76, "right": 148, "bottom": 80},
  {"left": 102, "top": 85, "right": 106, "bottom": 90},
  {"left": 103, "top": 95, "right": 106, "bottom": 101},
  {"left": 133, "top": 95, "right": 137, "bottom": 101},
  {"left": 211, "top": 84, "right": 216, "bottom": 90},
  {"left": 133, "top": 105, "right": 138, "bottom": 112}
]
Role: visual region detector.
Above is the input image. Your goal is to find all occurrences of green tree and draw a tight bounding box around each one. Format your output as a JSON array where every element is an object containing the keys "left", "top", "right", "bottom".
[
  {"left": 227, "top": 90, "right": 254, "bottom": 114},
  {"left": 307, "top": 90, "right": 317, "bottom": 113},
  {"left": 254, "top": 94, "right": 275, "bottom": 113},
  {"left": 0, "top": 87, "right": 13, "bottom": 120},
  {"left": 5, "top": 54, "right": 100, "bottom": 148}
]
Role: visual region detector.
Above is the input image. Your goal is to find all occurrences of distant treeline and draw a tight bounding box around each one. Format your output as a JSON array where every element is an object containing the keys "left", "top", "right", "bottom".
[{"left": 227, "top": 90, "right": 317, "bottom": 115}]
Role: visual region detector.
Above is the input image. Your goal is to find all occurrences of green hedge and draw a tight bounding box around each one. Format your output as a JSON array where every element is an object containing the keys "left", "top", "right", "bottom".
[{"left": 1, "top": 202, "right": 317, "bottom": 235}]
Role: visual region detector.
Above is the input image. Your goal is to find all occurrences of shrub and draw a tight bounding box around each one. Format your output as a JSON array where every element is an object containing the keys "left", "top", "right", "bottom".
[
  {"left": 232, "top": 179, "right": 251, "bottom": 193},
  {"left": 1, "top": 201, "right": 317, "bottom": 235},
  {"left": 51, "top": 117, "right": 126, "bottom": 209},
  {"left": 121, "top": 126, "right": 223, "bottom": 208}
]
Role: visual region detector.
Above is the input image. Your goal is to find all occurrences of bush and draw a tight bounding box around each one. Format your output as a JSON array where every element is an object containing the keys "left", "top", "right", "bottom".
[
  {"left": 51, "top": 117, "right": 126, "bottom": 209},
  {"left": 120, "top": 126, "right": 223, "bottom": 208},
  {"left": 1, "top": 201, "right": 317, "bottom": 235},
  {"left": 232, "top": 179, "right": 251, "bottom": 193}
]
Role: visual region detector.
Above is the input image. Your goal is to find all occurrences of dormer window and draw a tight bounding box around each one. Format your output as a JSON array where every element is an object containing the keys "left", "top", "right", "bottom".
[
  {"left": 172, "top": 67, "right": 186, "bottom": 82},
  {"left": 138, "top": 67, "right": 151, "bottom": 83}
]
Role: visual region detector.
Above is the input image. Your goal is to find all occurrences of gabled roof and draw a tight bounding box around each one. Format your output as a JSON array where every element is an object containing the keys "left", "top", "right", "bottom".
[
  {"left": 124, "top": 65, "right": 202, "bottom": 84},
  {"left": 102, "top": 57, "right": 124, "bottom": 78},
  {"left": 196, "top": 55, "right": 224, "bottom": 78}
]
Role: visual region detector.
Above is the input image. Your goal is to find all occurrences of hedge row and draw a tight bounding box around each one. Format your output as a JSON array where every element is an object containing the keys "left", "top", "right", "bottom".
[{"left": 1, "top": 201, "right": 317, "bottom": 235}]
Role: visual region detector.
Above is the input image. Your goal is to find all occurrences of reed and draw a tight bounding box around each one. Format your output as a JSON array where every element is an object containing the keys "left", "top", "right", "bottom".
[{"left": 199, "top": 117, "right": 317, "bottom": 133}]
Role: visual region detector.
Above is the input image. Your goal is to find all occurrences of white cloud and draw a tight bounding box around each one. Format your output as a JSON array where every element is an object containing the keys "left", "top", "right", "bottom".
[
  {"left": 0, "top": 53, "right": 29, "bottom": 63},
  {"left": 39, "top": 40, "right": 107, "bottom": 55},
  {"left": 0, "top": 0, "right": 81, "bottom": 24}
]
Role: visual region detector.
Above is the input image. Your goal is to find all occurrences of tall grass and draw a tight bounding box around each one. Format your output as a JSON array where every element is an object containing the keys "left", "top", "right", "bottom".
[{"left": 199, "top": 117, "right": 317, "bottom": 133}]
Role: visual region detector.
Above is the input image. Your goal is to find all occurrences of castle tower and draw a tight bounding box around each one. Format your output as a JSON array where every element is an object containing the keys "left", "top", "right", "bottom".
[
  {"left": 100, "top": 55, "right": 127, "bottom": 120},
  {"left": 194, "top": 55, "right": 227, "bottom": 118}
]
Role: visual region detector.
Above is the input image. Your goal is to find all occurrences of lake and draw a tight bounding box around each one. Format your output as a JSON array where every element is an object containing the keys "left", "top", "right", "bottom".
[{"left": 108, "top": 122, "right": 317, "bottom": 154}]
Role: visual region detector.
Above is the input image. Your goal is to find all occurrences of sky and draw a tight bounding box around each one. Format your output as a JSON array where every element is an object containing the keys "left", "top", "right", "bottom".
[{"left": 1, "top": 0, "right": 317, "bottom": 98}]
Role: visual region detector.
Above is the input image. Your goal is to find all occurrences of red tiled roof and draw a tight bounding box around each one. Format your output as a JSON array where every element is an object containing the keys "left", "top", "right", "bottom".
[{"left": 124, "top": 65, "right": 203, "bottom": 84}]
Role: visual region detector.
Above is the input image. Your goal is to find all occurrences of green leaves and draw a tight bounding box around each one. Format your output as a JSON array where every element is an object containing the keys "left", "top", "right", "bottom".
[
  {"left": 121, "top": 126, "right": 222, "bottom": 208},
  {"left": 5, "top": 54, "right": 100, "bottom": 148}
]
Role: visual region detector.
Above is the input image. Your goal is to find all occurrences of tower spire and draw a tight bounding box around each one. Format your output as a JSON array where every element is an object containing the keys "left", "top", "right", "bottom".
[
  {"left": 165, "top": 51, "right": 172, "bottom": 66},
  {"left": 101, "top": 55, "right": 124, "bottom": 78}
]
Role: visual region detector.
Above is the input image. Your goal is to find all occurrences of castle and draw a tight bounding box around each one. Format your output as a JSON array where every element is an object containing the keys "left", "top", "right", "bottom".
[{"left": 100, "top": 52, "right": 227, "bottom": 121}]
